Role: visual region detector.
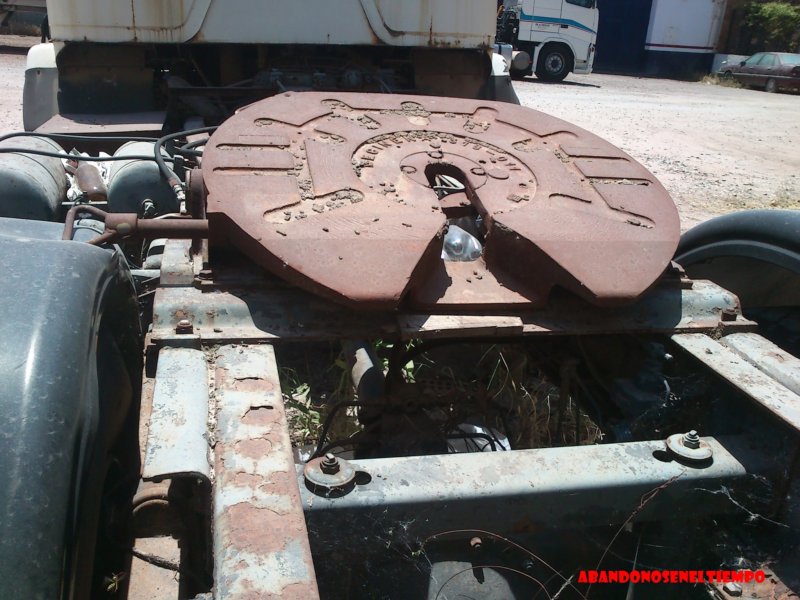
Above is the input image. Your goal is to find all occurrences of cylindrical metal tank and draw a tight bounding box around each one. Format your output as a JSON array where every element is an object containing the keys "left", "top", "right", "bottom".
[
  {"left": 0, "top": 136, "right": 68, "bottom": 221},
  {"left": 107, "top": 141, "right": 179, "bottom": 215},
  {"left": 511, "top": 50, "right": 532, "bottom": 72}
]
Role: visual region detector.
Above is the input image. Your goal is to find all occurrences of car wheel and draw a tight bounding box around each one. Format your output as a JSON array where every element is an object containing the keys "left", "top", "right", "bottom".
[
  {"left": 721, "top": 70, "right": 733, "bottom": 80},
  {"left": 765, "top": 78, "right": 778, "bottom": 93},
  {"left": 535, "top": 45, "right": 573, "bottom": 82}
]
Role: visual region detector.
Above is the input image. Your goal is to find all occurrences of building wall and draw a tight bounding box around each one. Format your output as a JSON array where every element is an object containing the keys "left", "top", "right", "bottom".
[
  {"left": 593, "top": 0, "right": 654, "bottom": 73},
  {"left": 594, "top": 0, "right": 727, "bottom": 78}
]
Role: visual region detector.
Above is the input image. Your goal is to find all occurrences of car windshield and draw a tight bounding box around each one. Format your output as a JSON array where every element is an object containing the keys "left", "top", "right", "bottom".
[{"left": 780, "top": 55, "right": 800, "bottom": 65}]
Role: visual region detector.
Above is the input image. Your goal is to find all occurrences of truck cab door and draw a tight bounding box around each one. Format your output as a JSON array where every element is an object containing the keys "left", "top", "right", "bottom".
[
  {"left": 534, "top": 0, "right": 562, "bottom": 20},
  {"left": 526, "top": 0, "right": 562, "bottom": 37},
  {"left": 560, "top": 0, "right": 597, "bottom": 32}
]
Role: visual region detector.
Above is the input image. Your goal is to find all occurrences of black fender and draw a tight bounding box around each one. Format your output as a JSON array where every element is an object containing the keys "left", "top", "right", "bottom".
[
  {"left": 675, "top": 209, "right": 800, "bottom": 307},
  {"left": 675, "top": 209, "right": 800, "bottom": 353},
  {"left": 0, "top": 218, "right": 141, "bottom": 599}
]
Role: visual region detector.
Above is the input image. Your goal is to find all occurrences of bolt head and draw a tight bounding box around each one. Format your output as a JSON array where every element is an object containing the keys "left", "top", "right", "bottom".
[
  {"left": 320, "top": 453, "right": 340, "bottom": 474},
  {"left": 469, "top": 537, "right": 483, "bottom": 550},
  {"left": 175, "top": 319, "right": 194, "bottom": 334},
  {"left": 522, "top": 558, "right": 535, "bottom": 572}
]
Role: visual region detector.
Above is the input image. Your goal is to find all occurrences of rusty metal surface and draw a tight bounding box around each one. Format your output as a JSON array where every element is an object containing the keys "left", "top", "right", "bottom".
[
  {"left": 672, "top": 333, "right": 800, "bottom": 433},
  {"left": 127, "top": 536, "right": 182, "bottom": 600},
  {"left": 150, "top": 276, "right": 748, "bottom": 344},
  {"left": 722, "top": 332, "right": 800, "bottom": 396},
  {"left": 160, "top": 239, "right": 198, "bottom": 287},
  {"left": 212, "top": 344, "right": 319, "bottom": 599},
  {"left": 36, "top": 111, "right": 166, "bottom": 136},
  {"left": 299, "top": 437, "right": 749, "bottom": 548},
  {"left": 203, "top": 92, "right": 680, "bottom": 310},
  {"left": 142, "top": 347, "right": 211, "bottom": 483},
  {"left": 62, "top": 205, "right": 209, "bottom": 245}
]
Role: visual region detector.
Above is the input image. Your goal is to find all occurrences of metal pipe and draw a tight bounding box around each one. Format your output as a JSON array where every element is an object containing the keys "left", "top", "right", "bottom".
[
  {"left": 343, "top": 340, "right": 386, "bottom": 432},
  {"left": 343, "top": 340, "right": 385, "bottom": 404},
  {"left": 74, "top": 163, "right": 107, "bottom": 201},
  {"left": 63, "top": 204, "right": 209, "bottom": 245}
]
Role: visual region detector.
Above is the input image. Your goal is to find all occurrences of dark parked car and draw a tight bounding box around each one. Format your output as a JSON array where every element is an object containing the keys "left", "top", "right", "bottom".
[{"left": 720, "top": 52, "right": 800, "bottom": 92}]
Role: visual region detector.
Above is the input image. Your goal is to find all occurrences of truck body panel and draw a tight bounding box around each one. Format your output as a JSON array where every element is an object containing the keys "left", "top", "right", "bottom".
[{"left": 46, "top": 0, "right": 495, "bottom": 48}]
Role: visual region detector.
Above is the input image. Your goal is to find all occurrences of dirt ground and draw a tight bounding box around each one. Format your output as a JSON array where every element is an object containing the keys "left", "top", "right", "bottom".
[
  {"left": 515, "top": 73, "right": 800, "bottom": 229},
  {"left": 0, "top": 33, "right": 798, "bottom": 230},
  {"left": 0, "top": 36, "right": 33, "bottom": 134}
]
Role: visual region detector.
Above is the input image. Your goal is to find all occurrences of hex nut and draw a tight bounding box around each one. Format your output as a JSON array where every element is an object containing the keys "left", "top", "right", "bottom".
[
  {"left": 666, "top": 431, "right": 713, "bottom": 463},
  {"left": 304, "top": 455, "right": 357, "bottom": 497},
  {"left": 683, "top": 430, "right": 701, "bottom": 449},
  {"left": 320, "top": 453, "right": 340, "bottom": 475}
]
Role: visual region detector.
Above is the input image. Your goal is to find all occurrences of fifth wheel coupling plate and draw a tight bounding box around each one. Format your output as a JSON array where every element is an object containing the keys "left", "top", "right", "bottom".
[{"left": 202, "top": 92, "right": 680, "bottom": 310}]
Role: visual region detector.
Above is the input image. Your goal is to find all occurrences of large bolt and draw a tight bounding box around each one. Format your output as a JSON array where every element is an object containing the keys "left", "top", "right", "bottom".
[
  {"left": 176, "top": 319, "right": 194, "bottom": 334},
  {"left": 666, "top": 430, "right": 713, "bottom": 463},
  {"left": 320, "top": 453, "right": 340, "bottom": 474},
  {"left": 683, "top": 430, "right": 701, "bottom": 449},
  {"left": 469, "top": 537, "right": 483, "bottom": 551}
]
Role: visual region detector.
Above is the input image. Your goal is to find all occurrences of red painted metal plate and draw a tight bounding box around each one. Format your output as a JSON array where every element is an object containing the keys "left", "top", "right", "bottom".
[{"left": 203, "top": 92, "right": 679, "bottom": 310}]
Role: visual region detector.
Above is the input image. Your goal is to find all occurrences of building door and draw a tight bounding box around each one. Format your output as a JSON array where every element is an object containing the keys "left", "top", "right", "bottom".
[{"left": 594, "top": 0, "right": 654, "bottom": 73}]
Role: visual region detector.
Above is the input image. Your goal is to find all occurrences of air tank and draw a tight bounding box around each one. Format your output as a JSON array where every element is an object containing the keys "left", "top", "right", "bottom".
[
  {"left": 107, "top": 141, "right": 179, "bottom": 215},
  {"left": 0, "top": 136, "right": 68, "bottom": 221}
]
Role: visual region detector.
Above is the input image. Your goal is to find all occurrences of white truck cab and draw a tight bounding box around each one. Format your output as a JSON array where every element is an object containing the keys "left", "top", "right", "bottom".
[
  {"left": 23, "top": 0, "right": 516, "bottom": 132},
  {"left": 502, "top": 0, "right": 599, "bottom": 81}
]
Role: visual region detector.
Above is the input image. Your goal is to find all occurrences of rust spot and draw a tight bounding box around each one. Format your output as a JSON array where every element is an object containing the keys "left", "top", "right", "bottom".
[
  {"left": 225, "top": 502, "right": 295, "bottom": 554},
  {"left": 234, "top": 472, "right": 264, "bottom": 488},
  {"left": 229, "top": 378, "right": 274, "bottom": 393},
  {"left": 242, "top": 405, "right": 279, "bottom": 427},
  {"left": 234, "top": 438, "right": 273, "bottom": 459}
]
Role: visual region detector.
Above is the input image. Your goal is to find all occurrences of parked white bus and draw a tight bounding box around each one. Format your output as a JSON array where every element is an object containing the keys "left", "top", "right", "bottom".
[{"left": 498, "top": 0, "right": 599, "bottom": 81}]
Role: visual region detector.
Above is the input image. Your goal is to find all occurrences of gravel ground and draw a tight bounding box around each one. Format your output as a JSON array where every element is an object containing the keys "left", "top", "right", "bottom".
[
  {"left": 0, "top": 34, "right": 798, "bottom": 230},
  {"left": 515, "top": 73, "right": 800, "bottom": 229},
  {"left": 0, "top": 36, "right": 33, "bottom": 134}
]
